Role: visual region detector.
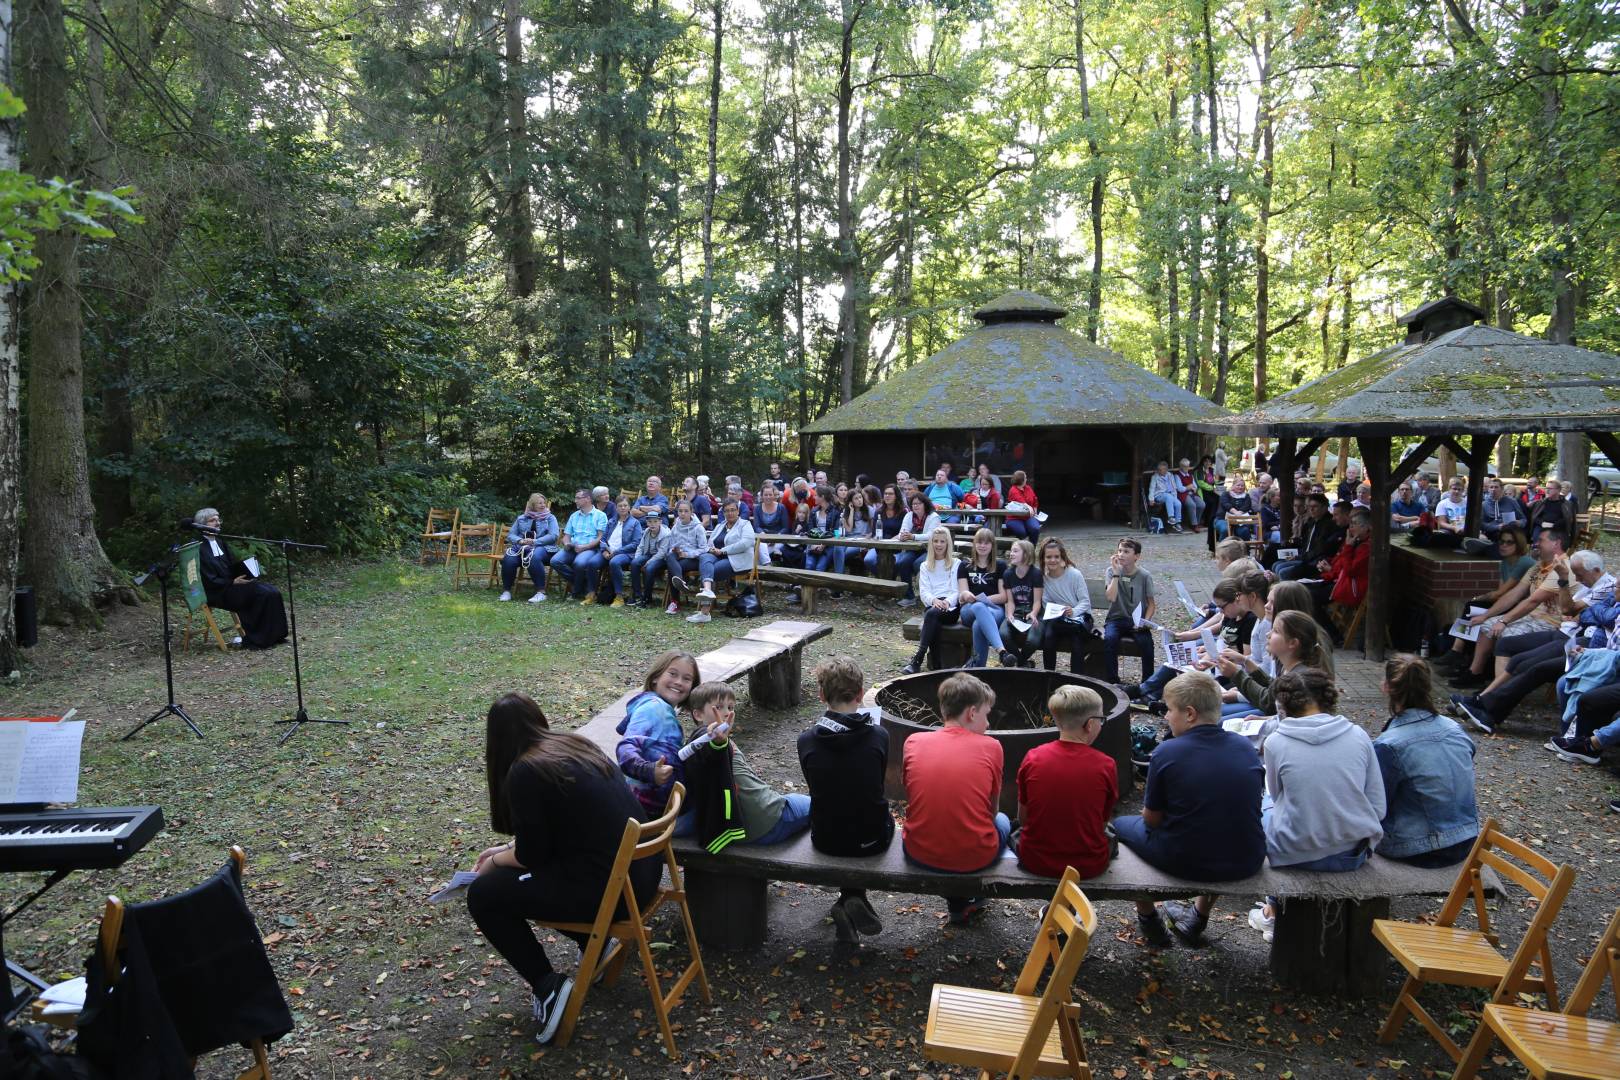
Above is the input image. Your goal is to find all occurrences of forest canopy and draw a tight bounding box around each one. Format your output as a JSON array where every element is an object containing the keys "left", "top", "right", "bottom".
[{"left": 2, "top": 0, "right": 1616, "bottom": 645}]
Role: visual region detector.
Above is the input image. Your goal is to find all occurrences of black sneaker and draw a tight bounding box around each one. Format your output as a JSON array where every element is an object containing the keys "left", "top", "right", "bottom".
[
  {"left": 1450, "top": 694, "right": 1496, "bottom": 735},
  {"left": 830, "top": 901, "right": 859, "bottom": 944},
  {"left": 901, "top": 660, "right": 920, "bottom": 676},
  {"left": 1120, "top": 682, "right": 1143, "bottom": 700},
  {"left": 1609, "top": 798, "right": 1619, "bottom": 814},
  {"left": 532, "top": 973, "right": 575, "bottom": 1045},
  {"left": 948, "top": 897, "right": 988, "bottom": 925},
  {"left": 843, "top": 894, "right": 884, "bottom": 935},
  {"left": 999, "top": 650, "right": 1019, "bottom": 669},
  {"left": 1160, "top": 899, "right": 1208, "bottom": 945},
  {"left": 1553, "top": 736, "right": 1602, "bottom": 765},
  {"left": 1148, "top": 701, "right": 1169, "bottom": 718},
  {"left": 670, "top": 575, "right": 691, "bottom": 596},
  {"left": 1136, "top": 910, "right": 1173, "bottom": 949}
]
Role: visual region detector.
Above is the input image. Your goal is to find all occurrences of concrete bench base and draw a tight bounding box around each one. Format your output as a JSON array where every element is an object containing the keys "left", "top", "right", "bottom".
[
  {"left": 756, "top": 566, "right": 907, "bottom": 614},
  {"left": 669, "top": 831, "right": 1488, "bottom": 997}
]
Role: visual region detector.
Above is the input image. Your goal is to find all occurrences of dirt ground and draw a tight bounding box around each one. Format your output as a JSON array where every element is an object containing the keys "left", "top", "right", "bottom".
[{"left": 2, "top": 528, "right": 1616, "bottom": 1079}]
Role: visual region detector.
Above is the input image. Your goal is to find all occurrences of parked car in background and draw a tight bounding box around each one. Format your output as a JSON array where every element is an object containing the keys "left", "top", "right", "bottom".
[{"left": 1589, "top": 453, "right": 1620, "bottom": 497}]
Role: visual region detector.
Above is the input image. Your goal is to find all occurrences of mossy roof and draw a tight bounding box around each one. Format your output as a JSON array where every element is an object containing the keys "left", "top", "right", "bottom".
[
  {"left": 804, "top": 291, "right": 1227, "bottom": 434},
  {"left": 1189, "top": 324, "right": 1620, "bottom": 438}
]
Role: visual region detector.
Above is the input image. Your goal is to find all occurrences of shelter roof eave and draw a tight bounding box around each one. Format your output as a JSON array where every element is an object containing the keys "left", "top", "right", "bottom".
[{"left": 1189, "top": 416, "right": 1620, "bottom": 440}]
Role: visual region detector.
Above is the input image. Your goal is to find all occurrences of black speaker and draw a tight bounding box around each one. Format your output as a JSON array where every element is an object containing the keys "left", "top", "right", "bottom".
[{"left": 13, "top": 586, "right": 36, "bottom": 648}]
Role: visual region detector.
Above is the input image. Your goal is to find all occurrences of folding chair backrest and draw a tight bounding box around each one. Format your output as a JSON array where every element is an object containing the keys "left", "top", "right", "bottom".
[
  {"left": 455, "top": 522, "right": 498, "bottom": 556},
  {"left": 101, "top": 846, "right": 292, "bottom": 1060},
  {"left": 1437, "top": 819, "right": 1565, "bottom": 938},
  {"left": 1008, "top": 867, "right": 1098, "bottom": 1075},
  {"left": 424, "top": 507, "right": 458, "bottom": 534},
  {"left": 1565, "top": 906, "right": 1620, "bottom": 1020}
]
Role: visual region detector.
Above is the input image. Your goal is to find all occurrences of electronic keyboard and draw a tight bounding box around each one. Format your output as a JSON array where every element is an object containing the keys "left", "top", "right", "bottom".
[{"left": 0, "top": 806, "right": 164, "bottom": 872}]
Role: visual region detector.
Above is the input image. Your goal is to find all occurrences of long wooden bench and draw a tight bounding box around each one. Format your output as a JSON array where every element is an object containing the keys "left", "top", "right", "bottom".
[
  {"left": 901, "top": 579, "right": 1146, "bottom": 673},
  {"left": 755, "top": 565, "right": 908, "bottom": 613}
]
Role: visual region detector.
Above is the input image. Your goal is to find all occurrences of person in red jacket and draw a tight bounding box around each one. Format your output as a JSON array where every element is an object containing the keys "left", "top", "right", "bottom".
[
  {"left": 1004, "top": 470, "right": 1040, "bottom": 543},
  {"left": 1307, "top": 507, "right": 1370, "bottom": 636}
]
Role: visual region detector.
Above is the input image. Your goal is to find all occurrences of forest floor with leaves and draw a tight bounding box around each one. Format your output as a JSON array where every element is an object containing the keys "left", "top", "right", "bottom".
[{"left": 2, "top": 530, "right": 1617, "bottom": 1080}]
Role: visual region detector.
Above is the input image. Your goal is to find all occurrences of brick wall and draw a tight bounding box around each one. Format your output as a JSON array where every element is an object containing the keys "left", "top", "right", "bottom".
[{"left": 1390, "top": 545, "right": 1502, "bottom": 625}]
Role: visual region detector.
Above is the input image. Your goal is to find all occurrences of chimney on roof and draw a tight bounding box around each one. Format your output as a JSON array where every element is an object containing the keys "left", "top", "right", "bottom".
[{"left": 1396, "top": 296, "right": 1486, "bottom": 345}]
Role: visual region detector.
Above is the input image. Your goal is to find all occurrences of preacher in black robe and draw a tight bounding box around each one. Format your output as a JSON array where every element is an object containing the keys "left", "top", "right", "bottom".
[{"left": 192, "top": 508, "right": 288, "bottom": 649}]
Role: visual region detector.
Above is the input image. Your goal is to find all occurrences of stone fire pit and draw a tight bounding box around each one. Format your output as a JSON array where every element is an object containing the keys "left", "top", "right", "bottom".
[{"left": 870, "top": 668, "right": 1133, "bottom": 814}]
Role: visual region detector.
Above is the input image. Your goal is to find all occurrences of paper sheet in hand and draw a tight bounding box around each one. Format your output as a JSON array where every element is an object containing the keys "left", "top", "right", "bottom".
[
  {"left": 1008, "top": 617, "right": 1032, "bottom": 634},
  {"left": 1162, "top": 631, "right": 1200, "bottom": 671},
  {"left": 0, "top": 717, "right": 85, "bottom": 804},
  {"left": 1447, "top": 606, "right": 1488, "bottom": 643},
  {"left": 1276, "top": 548, "right": 1299, "bottom": 561},
  {"left": 1173, "top": 580, "right": 1204, "bottom": 620},
  {"left": 243, "top": 556, "right": 263, "bottom": 578},
  {"left": 1223, "top": 716, "right": 1268, "bottom": 741},
  {"left": 1199, "top": 627, "right": 1222, "bottom": 669},
  {"left": 1042, "top": 601, "right": 1069, "bottom": 621},
  {"left": 1036, "top": 511, "right": 1049, "bottom": 524},
  {"left": 429, "top": 870, "right": 480, "bottom": 904}
]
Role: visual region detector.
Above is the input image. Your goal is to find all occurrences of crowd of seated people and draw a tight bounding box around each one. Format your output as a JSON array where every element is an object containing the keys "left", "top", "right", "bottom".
[{"left": 486, "top": 462, "right": 1047, "bottom": 622}]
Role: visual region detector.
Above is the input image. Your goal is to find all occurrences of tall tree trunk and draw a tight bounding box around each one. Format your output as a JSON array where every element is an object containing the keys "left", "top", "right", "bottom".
[
  {"left": 1182, "top": 79, "right": 1203, "bottom": 395},
  {"left": 504, "top": 0, "right": 536, "bottom": 346},
  {"left": 789, "top": 30, "right": 810, "bottom": 472},
  {"left": 1535, "top": 0, "right": 1583, "bottom": 492},
  {"left": 1075, "top": 0, "right": 1103, "bottom": 342},
  {"left": 1251, "top": 0, "right": 1274, "bottom": 404},
  {"left": 0, "top": 0, "right": 19, "bottom": 669},
  {"left": 835, "top": 0, "right": 862, "bottom": 404},
  {"left": 18, "top": 0, "right": 122, "bottom": 625},
  {"left": 696, "top": 0, "right": 723, "bottom": 465},
  {"left": 1201, "top": 0, "right": 1228, "bottom": 402}
]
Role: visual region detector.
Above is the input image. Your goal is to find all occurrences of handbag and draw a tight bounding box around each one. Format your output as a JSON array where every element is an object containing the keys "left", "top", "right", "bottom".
[{"left": 724, "top": 586, "right": 764, "bottom": 618}]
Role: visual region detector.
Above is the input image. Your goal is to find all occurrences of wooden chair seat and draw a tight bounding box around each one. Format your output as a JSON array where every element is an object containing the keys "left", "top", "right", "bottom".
[
  {"left": 1372, "top": 922, "right": 1513, "bottom": 987},
  {"left": 1477, "top": 1006, "right": 1620, "bottom": 1079},
  {"left": 926, "top": 984, "right": 1074, "bottom": 1076},
  {"left": 1455, "top": 906, "right": 1620, "bottom": 1079},
  {"left": 420, "top": 507, "right": 460, "bottom": 567},
  {"left": 922, "top": 867, "right": 1096, "bottom": 1080}
]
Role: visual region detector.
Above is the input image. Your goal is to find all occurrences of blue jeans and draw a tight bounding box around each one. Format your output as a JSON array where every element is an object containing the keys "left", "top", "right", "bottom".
[
  {"left": 1138, "top": 664, "right": 1177, "bottom": 699},
  {"left": 500, "top": 548, "right": 549, "bottom": 592},
  {"left": 629, "top": 553, "right": 664, "bottom": 599},
  {"left": 697, "top": 553, "right": 738, "bottom": 590},
  {"left": 961, "top": 601, "right": 1006, "bottom": 664},
  {"left": 893, "top": 551, "right": 923, "bottom": 597},
  {"left": 806, "top": 548, "right": 834, "bottom": 572},
  {"left": 830, "top": 545, "right": 849, "bottom": 574},
  {"left": 1103, "top": 617, "right": 1154, "bottom": 683},
  {"left": 748, "top": 793, "right": 812, "bottom": 846},
  {"left": 1005, "top": 519, "right": 1040, "bottom": 543},
  {"left": 662, "top": 552, "right": 699, "bottom": 592},
  {"left": 998, "top": 615, "right": 1042, "bottom": 661},
  {"left": 903, "top": 813, "right": 1012, "bottom": 873},
  {"left": 605, "top": 553, "right": 635, "bottom": 595},
  {"left": 1154, "top": 492, "right": 1182, "bottom": 525},
  {"left": 549, "top": 548, "right": 602, "bottom": 597}
]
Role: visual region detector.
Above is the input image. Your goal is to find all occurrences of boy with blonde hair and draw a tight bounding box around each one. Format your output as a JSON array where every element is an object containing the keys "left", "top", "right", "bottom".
[
  {"left": 1012, "top": 686, "right": 1118, "bottom": 878},
  {"left": 797, "top": 656, "right": 891, "bottom": 942},
  {"left": 901, "top": 673, "right": 1010, "bottom": 923},
  {"left": 1111, "top": 671, "right": 1264, "bottom": 947}
]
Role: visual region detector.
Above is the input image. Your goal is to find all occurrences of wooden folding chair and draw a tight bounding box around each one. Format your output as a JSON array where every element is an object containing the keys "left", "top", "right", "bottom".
[
  {"left": 450, "top": 522, "right": 502, "bottom": 589},
  {"left": 1373, "top": 818, "right": 1577, "bottom": 1067},
  {"left": 420, "top": 507, "right": 460, "bottom": 567},
  {"left": 1453, "top": 905, "right": 1620, "bottom": 1080},
  {"left": 56, "top": 847, "right": 281, "bottom": 1078},
  {"left": 181, "top": 603, "right": 245, "bottom": 654},
  {"left": 538, "top": 783, "right": 710, "bottom": 1059},
  {"left": 1224, "top": 512, "right": 1266, "bottom": 560},
  {"left": 924, "top": 866, "right": 1097, "bottom": 1080}
]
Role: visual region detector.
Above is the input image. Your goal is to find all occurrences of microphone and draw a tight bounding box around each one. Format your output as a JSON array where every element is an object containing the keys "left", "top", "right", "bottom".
[
  {"left": 676, "top": 722, "right": 731, "bottom": 762},
  {"left": 177, "top": 519, "right": 217, "bottom": 533}
]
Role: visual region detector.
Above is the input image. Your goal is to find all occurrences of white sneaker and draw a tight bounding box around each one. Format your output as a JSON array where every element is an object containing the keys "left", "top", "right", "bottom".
[
  {"left": 1248, "top": 904, "right": 1274, "bottom": 943},
  {"left": 665, "top": 602, "right": 680, "bottom": 615},
  {"left": 686, "top": 611, "right": 711, "bottom": 624},
  {"left": 498, "top": 591, "right": 513, "bottom": 602},
  {"left": 529, "top": 590, "right": 546, "bottom": 603},
  {"left": 697, "top": 586, "right": 717, "bottom": 601}
]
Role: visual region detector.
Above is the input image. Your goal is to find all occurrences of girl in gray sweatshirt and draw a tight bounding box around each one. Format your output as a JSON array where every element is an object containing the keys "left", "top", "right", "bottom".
[{"left": 1261, "top": 667, "right": 1385, "bottom": 870}]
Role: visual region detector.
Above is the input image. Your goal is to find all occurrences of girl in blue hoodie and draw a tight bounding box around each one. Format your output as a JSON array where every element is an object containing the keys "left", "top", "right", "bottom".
[{"left": 615, "top": 650, "right": 701, "bottom": 816}]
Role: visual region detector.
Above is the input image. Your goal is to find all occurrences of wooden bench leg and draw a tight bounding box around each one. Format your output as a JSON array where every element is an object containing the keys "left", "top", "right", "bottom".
[
  {"left": 683, "top": 868, "right": 767, "bottom": 950},
  {"left": 748, "top": 648, "right": 803, "bottom": 710},
  {"left": 1269, "top": 896, "right": 1390, "bottom": 997},
  {"left": 800, "top": 585, "right": 819, "bottom": 615}
]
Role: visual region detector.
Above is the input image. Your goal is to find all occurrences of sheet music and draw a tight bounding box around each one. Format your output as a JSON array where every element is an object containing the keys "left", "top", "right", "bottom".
[
  {"left": 1042, "top": 601, "right": 1069, "bottom": 621},
  {"left": 1162, "top": 631, "right": 1200, "bottom": 671},
  {"left": 1199, "top": 626, "right": 1222, "bottom": 668},
  {"left": 1173, "top": 580, "right": 1203, "bottom": 620},
  {"left": 0, "top": 718, "right": 85, "bottom": 803}
]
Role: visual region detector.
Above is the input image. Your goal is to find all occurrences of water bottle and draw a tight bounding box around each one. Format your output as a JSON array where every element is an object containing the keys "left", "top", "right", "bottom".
[{"left": 1419, "top": 639, "right": 1430, "bottom": 659}]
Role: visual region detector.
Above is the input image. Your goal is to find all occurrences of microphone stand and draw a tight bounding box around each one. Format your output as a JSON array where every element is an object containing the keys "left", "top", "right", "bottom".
[
  {"left": 123, "top": 543, "right": 204, "bottom": 741},
  {"left": 185, "top": 526, "right": 344, "bottom": 745}
]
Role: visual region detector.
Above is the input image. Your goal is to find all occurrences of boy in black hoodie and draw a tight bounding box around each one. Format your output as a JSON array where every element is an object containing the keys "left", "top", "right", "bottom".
[{"left": 796, "top": 656, "right": 893, "bottom": 943}]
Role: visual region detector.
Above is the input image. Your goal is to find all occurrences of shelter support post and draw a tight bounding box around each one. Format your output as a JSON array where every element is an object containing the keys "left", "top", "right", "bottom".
[
  {"left": 1274, "top": 437, "right": 1297, "bottom": 542},
  {"left": 1364, "top": 438, "right": 1392, "bottom": 661},
  {"left": 1127, "top": 429, "right": 1142, "bottom": 528},
  {"left": 1455, "top": 435, "right": 1490, "bottom": 538}
]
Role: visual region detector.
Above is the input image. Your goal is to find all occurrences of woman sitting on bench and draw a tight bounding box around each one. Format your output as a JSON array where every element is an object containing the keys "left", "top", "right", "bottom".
[{"left": 903, "top": 528, "right": 962, "bottom": 674}]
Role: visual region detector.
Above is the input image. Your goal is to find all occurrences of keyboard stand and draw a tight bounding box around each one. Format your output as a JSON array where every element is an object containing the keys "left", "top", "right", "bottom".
[{"left": 2, "top": 868, "right": 70, "bottom": 1023}]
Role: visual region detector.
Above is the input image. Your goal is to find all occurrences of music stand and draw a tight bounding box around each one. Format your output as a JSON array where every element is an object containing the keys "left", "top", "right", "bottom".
[{"left": 124, "top": 544, "right": 204, "bottom": 741}]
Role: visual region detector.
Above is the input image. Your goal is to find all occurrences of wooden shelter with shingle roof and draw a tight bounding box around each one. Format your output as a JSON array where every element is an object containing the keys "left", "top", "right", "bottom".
[
  {"left": 1192, "top": 296, "right": 1620, "bottom": 659},
  {"left": 806, "top": 291, "right": 1228, "bottom": 522}
]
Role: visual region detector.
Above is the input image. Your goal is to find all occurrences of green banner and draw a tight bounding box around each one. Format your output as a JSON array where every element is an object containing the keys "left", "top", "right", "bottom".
[{"left": 177, "top": 542, "right": 209, "bottom": 612}]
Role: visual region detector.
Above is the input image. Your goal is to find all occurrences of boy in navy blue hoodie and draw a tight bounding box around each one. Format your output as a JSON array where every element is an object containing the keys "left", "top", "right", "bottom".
[{"left": 797, "top": 656, "right": 892, "bottom": 943}]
